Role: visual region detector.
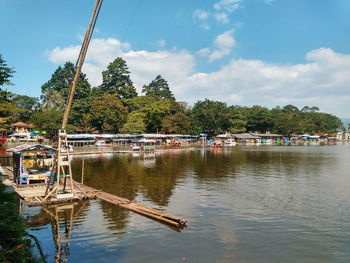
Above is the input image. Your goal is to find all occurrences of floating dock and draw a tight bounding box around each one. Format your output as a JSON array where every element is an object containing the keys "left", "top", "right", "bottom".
[{"left": 1, "top": 166, "right": 187, "bottom": 227}]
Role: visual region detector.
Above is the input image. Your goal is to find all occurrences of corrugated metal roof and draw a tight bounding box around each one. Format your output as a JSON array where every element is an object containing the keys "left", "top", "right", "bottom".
[{"left": 6, "top": 144, "right": 56, "bottom": 153}]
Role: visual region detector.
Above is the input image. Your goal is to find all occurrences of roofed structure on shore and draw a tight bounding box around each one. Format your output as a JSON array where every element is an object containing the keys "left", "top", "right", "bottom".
[
  {"left": 231, "top": 133, "right": 260, "bottom": 140},
  {"left": 250, "top": 133, "right": 282, "bottom": 139}
]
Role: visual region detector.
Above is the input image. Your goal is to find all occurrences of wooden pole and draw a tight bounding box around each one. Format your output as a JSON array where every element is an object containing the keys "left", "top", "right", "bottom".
[{"left": 81, "top": 159, "right": 84, "bottom": 184}]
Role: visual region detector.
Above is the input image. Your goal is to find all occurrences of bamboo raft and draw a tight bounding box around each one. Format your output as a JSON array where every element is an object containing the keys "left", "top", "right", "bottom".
[{"left": 1, "top": 166, "right": 187, "bottom": 227}]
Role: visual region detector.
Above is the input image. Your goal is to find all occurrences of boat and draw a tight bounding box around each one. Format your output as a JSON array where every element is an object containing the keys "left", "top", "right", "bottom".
[
  {"left": 95, "top": 140, "right": 106, "bottom": 146},
  {"left": 223, "top": 140, "right": 236, "bottom": 146}
]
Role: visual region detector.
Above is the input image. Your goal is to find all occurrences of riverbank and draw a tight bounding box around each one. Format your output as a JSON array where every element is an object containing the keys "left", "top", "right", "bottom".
[{"left": 0, "top": 180, "right": 44, "bottom": 263}]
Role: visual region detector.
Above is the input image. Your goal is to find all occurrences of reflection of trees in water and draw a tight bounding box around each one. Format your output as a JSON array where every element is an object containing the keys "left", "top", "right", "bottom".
[
  {"left": 100, "top": 202, "right": 129, "bottom": 232},
  {"left": 72, "top": 153, "right": 189, "bottom": 207},
  {"left": 138, "top": 152, "right": 188, "bottom": 206},
  {"left": 191, "top": 149, "right": 245, "bottom": 181}
]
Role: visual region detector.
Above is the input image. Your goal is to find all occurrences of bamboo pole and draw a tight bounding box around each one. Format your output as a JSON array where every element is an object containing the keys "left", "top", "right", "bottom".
[{"left": 81, "top": 159, "right": 84, "bottom": 184}]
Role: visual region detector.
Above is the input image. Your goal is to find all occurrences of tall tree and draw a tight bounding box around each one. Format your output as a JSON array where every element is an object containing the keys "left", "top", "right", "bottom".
[
  {"left": 121, "top": 112, "right": 146, "bottom": 134},
  {"left": 13, "top": 95, "right": 39, "bottom": 122},
  {"left": 245, "top": 105, "right": 272, "bottom": 133},
  {"left": 191, "top": 99, "right": 231, "bottom": 135},
  {"left": 88, "top": 94, "right": 128, "bottom": 132},
  {"left": 41, "top": 62, "right": 91, "bottom": 103},
  {"left": 41, "top": 62, "right": 91, "bottom": 127},
  {"left": 0, "top": 54, "right": 15, "bottom": 86},
  {"left": 100, "top": 58, "right": 137, "bottom": 99},
  {"left": 31, "top": 110, "right": 67, "bottom": 140},
  {"left": 161, "top": 112, "right": 191, "bottom": 134},
  {"left": 142, "top": 75, "right": 174, "bottom": 100}
]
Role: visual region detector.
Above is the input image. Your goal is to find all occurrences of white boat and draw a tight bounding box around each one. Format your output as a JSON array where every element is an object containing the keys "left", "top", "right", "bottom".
[
  {"left": 95, "top": 140, "right": 106, "bottom": 146},
  {"left": 224, "top": 140, "right": 236, "bottom": 146}
]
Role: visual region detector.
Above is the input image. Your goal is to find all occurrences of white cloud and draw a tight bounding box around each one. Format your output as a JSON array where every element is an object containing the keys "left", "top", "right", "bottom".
[
  {"left": 47, "top": 37, "right": 195, "bottom": 91},
  {"left": 193, "top": 9, "right": 209, "bottom": 20},
  {"left": 47, "top": 39, "right": 350, "bottom": 117},
  {"left": 197, "top": 48, "right": 211, "bottom": 57},
  {"left": 214, "top": 0, "right": 243, "bottom": 12},
  {"left": 209, "top": 29, "right": 236, "bottom": 61},
  {"left": 181, "top": 48, "right": 350, "bottom": 117},
  {"left": 214, "top": 12, "right": 229, "bottom": 24}
]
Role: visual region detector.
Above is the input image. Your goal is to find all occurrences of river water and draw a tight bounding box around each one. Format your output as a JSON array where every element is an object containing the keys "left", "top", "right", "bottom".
[{"left": 25, "top": 144, "right": 350, "bottom": 263}]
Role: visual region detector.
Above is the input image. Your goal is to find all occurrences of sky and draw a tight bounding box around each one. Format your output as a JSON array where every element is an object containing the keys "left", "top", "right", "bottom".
[{"left": 1, "top": 0, "right": 350, "bottom": 118}]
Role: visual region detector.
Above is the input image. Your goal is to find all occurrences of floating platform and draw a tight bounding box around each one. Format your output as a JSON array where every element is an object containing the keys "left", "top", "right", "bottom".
[{"left": 1, "top": 166, "right": 187, "bottom": 228}]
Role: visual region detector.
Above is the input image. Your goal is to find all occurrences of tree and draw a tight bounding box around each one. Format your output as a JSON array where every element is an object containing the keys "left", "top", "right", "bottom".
[
  {"left": 13, "top": 95, "right": 39, "bottom": 121},
  {"left": 0, "top": 54, "right": 15, "bottom": 86},
  {"left": 31, "top": 110, "right": 65, "bottom": 140},
  {"left": 142, "top": 75, "right": 174, "bottom": 100},
  {"left": 100, "top": 58, "right": 137, "bottom": 99},
  {"left": 161, "top": 112, "right": 191, "bottom": 134},
  {"left": 88, "top": 94, "right": 128, "bottom": 132},
  {"left": 41, "top": 62, "right": 91, "bottom": 102},
  {"left": 120, "top": 112, "right": 146, "bottom": 133},
  {"left": 124, "top": 95, "right": 173, "bottom": 132},
  {"left": 245, "top": 105, "right": 272, "bottom": 133},
  {"left": 228, "top": 106, "right": 247, "bottom": 133},
  {"left": 41, "top": 62, "right": 91, "bottom": 126},
  {"left": 142, "top": 99, "right": 173, "bottom": 132},
  {"left": 191, "top": 99, "right": 231, "bottom": 135}
]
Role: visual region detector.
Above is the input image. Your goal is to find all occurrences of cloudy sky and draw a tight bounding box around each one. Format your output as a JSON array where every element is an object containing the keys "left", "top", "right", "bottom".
[{"left": 2, "top": 0, "right": 350, "bottom": 117}]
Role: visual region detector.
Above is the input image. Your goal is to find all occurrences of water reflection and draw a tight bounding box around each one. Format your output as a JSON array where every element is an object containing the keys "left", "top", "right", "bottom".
[{"left": 25, "top": 145, "right": 350, "bottom": 263}]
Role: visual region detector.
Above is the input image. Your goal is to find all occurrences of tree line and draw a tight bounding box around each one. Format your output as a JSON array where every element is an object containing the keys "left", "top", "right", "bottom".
[{"left": 0, "top": 54, "right": 344, "bottom": 138}]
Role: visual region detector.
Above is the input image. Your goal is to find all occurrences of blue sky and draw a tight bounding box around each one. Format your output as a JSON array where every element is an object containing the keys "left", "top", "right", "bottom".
[{"left": 1, "top": 0, "right": 350, "bottom": 117}]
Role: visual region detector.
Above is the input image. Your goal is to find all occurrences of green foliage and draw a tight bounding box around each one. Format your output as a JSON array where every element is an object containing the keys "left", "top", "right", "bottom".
[
  {"left": 0, "top": 182, "right": 44, "bottom": 262},
  {"left": 121, "top": 111, "right": 146, "bottom": 133},
  {"left": 141, "top": 98, "right": 173, "bottom": 132},
  {"left": 124, "top": 95, "right": 173, "bottom": 132},
  {"left": 13, "top": 95, "right": 39, "bottom": 121},
  {"left": 161, "top": 112, "right": 191, "bottom": 134},
  {"left": 245, "top": 105, "right": 272, "bottom": 133},
  {"left": 142, "top": 75, "right": 174, "bottom": 100},
  {"left": 0, "top": 54, "right": 15, "bottom": 86},
  {"left": 41, "top": 62, "right": 91, "bottom": 127},
  {"left": 31, "top": 110, "right": 68, "bottom": 139},
  {"left": 0, "top": 53, "right": 343, "bottom": 137},
  {"left": 228, "top": 106, "right": 247, "bottom": 133},
  {"left": 0, "top": 90, "right": 37, "bottom": 129},
  {"left": 191, "top": 99, "right": 231, "bottom": 135},
  {"left": 100, "top": 58, "right": 137, "bottom": 99},
  {"left": 41, "top": 62, "right": 91, "bottom": 102},
  {"left": 88, "top": 94, "right": 128, "bottom": 132}
]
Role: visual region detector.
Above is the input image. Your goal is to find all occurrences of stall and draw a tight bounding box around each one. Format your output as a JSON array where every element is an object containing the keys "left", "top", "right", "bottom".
[{"left": 7, "top": 144, "right": 56, "bottom": 185}]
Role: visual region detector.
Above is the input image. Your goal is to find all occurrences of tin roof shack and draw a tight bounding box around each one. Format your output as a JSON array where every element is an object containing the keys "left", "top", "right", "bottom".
[
  {"left": 231, "top": 133, "right": 261, "bottom": 144},
  {"left": 250, "top": 133, "right": 283, "bottom": 144},
  {"left": 137, "top": 138, "right": 156, "bottom": 152},
  {"left": 7, "top": 144, "right": 56, "bottom": 185}
]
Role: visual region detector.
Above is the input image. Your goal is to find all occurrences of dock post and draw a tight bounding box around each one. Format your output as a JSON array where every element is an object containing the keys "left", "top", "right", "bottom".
[{"left": 81, "top": 159, "right": 84, "bottom": 184}]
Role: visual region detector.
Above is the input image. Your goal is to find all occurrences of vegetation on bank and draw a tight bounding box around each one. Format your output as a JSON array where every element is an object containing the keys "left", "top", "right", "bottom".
[
  {"left": 0, "top": 181, "right": 44, "bottom": 262},
  {"left": 0, "top": 53, "right": 345, "bottom": 138}
]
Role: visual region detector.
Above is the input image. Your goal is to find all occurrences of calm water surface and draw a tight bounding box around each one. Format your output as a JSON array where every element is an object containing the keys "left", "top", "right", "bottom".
[{"left": 25, "top": 144, "right": 350, "bottom": 263}]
